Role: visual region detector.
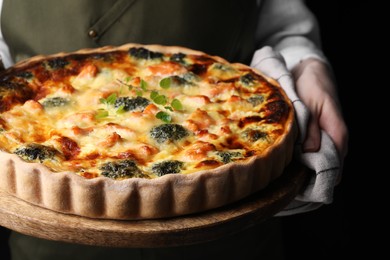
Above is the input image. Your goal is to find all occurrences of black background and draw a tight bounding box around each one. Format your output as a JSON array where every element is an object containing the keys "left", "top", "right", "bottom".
[
  {"left": 284, "top": 1, "right": 381, "bottom": 258},
  {"left": 0, "top": 1, "right": 379, "bottom": 259}
]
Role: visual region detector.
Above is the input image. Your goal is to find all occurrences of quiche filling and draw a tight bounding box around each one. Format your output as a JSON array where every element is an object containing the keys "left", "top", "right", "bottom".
[{"left": 0, "top": 47, "right": 290, "bottom": 180}]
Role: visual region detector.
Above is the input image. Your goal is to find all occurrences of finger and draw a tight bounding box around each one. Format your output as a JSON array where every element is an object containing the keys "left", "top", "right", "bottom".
[{"left": 302, "top": 115, "right": 321, "bottom": 153}]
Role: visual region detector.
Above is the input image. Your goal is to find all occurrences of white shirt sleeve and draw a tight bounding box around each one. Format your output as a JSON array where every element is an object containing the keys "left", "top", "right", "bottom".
[
  {"left": 0, "top": 0, "right": 14, "bottom": 69},
  {"left": 255, "top": 0, "right": 327, "bottom": 70}
]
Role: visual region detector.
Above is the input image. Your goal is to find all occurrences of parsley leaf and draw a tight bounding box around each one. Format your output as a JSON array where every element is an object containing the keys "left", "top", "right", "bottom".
[
  {"left": 116, "top": 104, "right": 126, "bottom": 114},
  {"left": 171, "top": 98, "right": 183, "bottom": 110},
  {"left": 136, "top": 89, "right": 143, "bottom": 97},
  {"left": 150, "top": 90, "right": 159, "bottom": 100},
  {"left": 100, "top": 93, "right": 117, "bottom": 106},
  {"left": 153, "top": 95, "right": 168, "bottom": 105},
  {"left": 159, "top": 77, "right": 171, "bottom": 89},
  {"left": 156, "top": 111, "right": 172, "bottom": 123},
  {"left": 95, "top": 109, "right": 109, "bottom": 119},
  {"left": 140, "top": 79, "right": 148, "bottom": 91}
]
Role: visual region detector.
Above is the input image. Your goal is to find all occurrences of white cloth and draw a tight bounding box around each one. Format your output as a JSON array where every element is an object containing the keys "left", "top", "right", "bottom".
[{"left": 250, "top": 46, "right": 341, "bottom": 216}]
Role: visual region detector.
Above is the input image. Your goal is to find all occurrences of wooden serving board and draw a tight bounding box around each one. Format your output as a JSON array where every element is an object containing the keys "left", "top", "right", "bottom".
[{"left": 0, "top": 161, "right": 308, "bottom": 248}]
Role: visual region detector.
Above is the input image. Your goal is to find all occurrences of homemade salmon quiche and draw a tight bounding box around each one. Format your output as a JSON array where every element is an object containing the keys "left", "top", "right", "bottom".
[{"left": 0, "top": 44, "right": 296, "bottom": 219}]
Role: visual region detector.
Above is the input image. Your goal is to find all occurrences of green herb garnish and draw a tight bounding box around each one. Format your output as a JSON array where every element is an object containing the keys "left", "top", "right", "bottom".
[
  {"left": 96, "top": 93, "right": 118, "bottom": 119},
  {"left": 140, "top": 79, "right": 148, "bottom": 91},
  {"left": 100, "top": 93, "right": 117, "bottom": 106},
  {"left": 171, "top": 98, "right": 183, "bottom": 110},
  {"left": 136, "top": 89, "right": 143, "bottom": 97},
  {"left": 150, "top": 90, "right": 159, "bottom": 100},
  {"left": 153, "top": 94, "right": 168, "bottom": 105},
  {"left": 95, "top": 109, "right": 109, "bottom": 119},
  {"left": 159, "top": 77, "right": 171, "bottom": 89},
  {"left": 156, "top": 111, "right": 172, "bottom": 123},
  {"left": 116, "top": 104, "right": 126, "bottom": 114}
]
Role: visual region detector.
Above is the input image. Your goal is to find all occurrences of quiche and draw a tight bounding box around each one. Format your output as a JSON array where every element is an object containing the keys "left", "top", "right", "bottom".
[{"left": 0, "top": 44, "right": 296, "bottom": 219}]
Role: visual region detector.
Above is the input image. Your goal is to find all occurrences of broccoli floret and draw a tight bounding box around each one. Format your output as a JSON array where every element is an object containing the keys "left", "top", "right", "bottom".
[
  {"left": 114, "top": 96, "right": 150, "bottom": 112},
  {"left": 99, "top": 160, "right": 147, "bottom": 179},
  {"left": 212, "top": 63, "right": 234, "bottom": 72},
  {"left": 150, "top": 124, "right": 189, "bottom": 143},
  {"left": 171, "top": 75, "right": 189, "bottom": 86},
  {"left": 240, "top": 73, "right": 256, "bottom": 86},
  {"left": 151, "top": 160, "right": 184, "bottom": 176},
  {"left": 15, "top": 71, "right": 33, "bottom": 79},
  {"left": 170, "top": 53, "right": 186, "bottom": 64},
  {"left": 170, "top": 73, "right": 198, "bottom": 86},
  {"left": 247, "top": 95, "right": 265, "bottom": 106},
  {"left": 46, "top": 58, "right": 69, "bottom": 69},
  {"left": 216, "top": 151, "right": 243, "bottom": 164},
  {"left": 42, "top": 97, "right": 69, "bottom": 108},
  {"left": 242, "top": 129, "right": 268, "bottom": 143},
  {"left": 128, "top": 47, "right": 164, "bottom": 60},
  {"left": 14, "top": 143, "right": 58, "bottom": 162}
]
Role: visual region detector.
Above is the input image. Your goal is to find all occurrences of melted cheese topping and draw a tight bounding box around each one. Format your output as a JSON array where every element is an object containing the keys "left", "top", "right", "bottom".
[{"left": 0, "top": 47, "right": 291, "bottom": 179}]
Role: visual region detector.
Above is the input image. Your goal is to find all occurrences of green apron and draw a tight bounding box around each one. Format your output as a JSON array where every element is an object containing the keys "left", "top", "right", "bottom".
[
  {"left": 2, "top": 1, "right": 285, "bottom": 259},
  {"left": 2, "top": 0, "right": 258, "bottom": 64}
]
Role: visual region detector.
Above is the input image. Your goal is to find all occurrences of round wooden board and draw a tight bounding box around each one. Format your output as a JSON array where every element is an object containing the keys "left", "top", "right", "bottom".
[{"left": 0, "top": 161, "right": 308, "bottom": 248}]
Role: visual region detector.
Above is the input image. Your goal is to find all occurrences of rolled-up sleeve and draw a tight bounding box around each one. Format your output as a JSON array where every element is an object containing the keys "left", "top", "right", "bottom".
[
  {"left": 0, "top": 0, "right": 14, "bottom": 68},
  {"left": 255, "top": 0, "right": 327, "bottom": 70}
]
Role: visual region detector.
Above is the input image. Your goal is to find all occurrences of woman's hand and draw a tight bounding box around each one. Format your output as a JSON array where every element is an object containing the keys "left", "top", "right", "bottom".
[{"left": 292, "top": 58, "right": 348, "bottom": 159}]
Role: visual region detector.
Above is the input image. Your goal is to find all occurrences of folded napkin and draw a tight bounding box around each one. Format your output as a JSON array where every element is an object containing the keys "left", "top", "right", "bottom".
[{"left": 250, "top": 46, "right": 341, "bottom": 216}]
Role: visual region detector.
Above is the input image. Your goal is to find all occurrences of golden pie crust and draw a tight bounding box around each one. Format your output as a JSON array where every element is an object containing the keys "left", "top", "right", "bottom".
[{"left": 0, "top": 44, "right": 297, "bottom": 219}]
